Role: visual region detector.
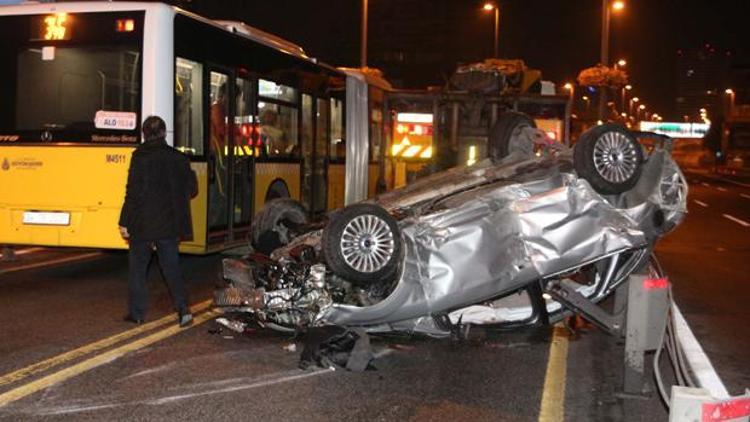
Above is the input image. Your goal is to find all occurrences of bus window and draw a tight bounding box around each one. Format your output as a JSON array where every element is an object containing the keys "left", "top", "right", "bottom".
[
  {"left": 174, "top": 57, "right": 203, "bottom": 155},
  {"left": 258, "top": 79, "right": 297, "bottom": 103},
  {"left": 330, "top": 98, "right": 345, "bottom": 161},
  {"left": 258, "top": 102, "right": 298, "bottom": 158},
  {"left": 233, "top": 77, "right": 254, "bottom": 226},
  {"left": 208, "top": 71, "right": 229, "bottom": 230},
  {"left": 370, "top": 108, "right": 383, "bottom": 162},
  {"left": 313, "top": 98, "right": 329, "bottom": 213},
  {"left": 0, "top": 12, "right": 144, "bottom": 143}
]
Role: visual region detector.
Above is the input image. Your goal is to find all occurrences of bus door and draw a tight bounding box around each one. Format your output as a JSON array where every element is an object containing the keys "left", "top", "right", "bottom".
[
  {"left": 207, "top": 68, "right": 254, "bottom": 245},
  {"left": 231, "top": 76, "right": 255, "bottom": 236},
  {"left": 301, "top": 94, "right": 329, "bottom": 216}
]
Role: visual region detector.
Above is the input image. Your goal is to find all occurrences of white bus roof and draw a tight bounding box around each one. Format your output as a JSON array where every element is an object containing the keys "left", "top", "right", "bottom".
[{"left": 0, "top": 1, "right": 311, "bottom": 62}]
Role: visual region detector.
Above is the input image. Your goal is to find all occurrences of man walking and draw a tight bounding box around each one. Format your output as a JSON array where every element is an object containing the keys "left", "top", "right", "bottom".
[{"left": 119, "top": 116, "right": 198, "bottom": 327}]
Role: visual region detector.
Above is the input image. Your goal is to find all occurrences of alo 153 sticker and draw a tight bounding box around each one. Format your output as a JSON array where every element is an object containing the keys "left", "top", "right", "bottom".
[{"left": 94, "top": 111, "right": 137, "bottom": 131}]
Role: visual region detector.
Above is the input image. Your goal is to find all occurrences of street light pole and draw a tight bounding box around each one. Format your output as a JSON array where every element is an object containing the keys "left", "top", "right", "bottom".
[
  {"left": 360, "top": 0, "right": 368, "bottom": 68},
  {"left": 601, "top": 0, "right": 610, "bottom": 68},
  {"left": 598, "top": 0, "right": 610, "bottom": 120},
  {"left": 629, "top": 96, "right": 639, "bottom": 117},
  {"left": 725, "top": 88, "right": 735, "bottom": 116},
  {"left": 494, "top": 6, "right": 499, "bottom": 58},
  {"left": 621, "top": 84, "right": 631, "bottom": 114},
  {"left": 483, "top": 3, "right": 500, "bottom": 58},
  {"left": 564, "top": 83, "right": 574, "bottom": 146}
]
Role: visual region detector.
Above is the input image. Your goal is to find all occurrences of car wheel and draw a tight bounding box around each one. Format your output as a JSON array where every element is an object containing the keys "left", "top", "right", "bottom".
[
  {"left": 574, "top": 124, "right": 644, "bottom": 194},
  {"left": 322, "top": 203, "right": 402, "bottom": 286},
  {"left": 488, "top": 111, "right": 537, "bottom": 162},
  {"left": 251, "top": 198, "right": 308, "bottom": 255}
]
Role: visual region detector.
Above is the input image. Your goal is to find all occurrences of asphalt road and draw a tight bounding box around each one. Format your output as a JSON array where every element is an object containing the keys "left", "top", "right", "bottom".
[
  {"left": 655, "top": 170, "right": 750, "bottom": 395},
  {"left": 0, "top": 250, "right": 672, "bottom": 421},
  {"left": 1, "top": 171, "right": 747, "bottom": 421}
]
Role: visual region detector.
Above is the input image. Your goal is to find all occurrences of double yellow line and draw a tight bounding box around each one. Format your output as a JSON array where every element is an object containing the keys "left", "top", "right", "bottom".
[
  {"left": 0, "top": 299, "right": 215, "bottom": 407},
  {"left": 538, "top": 323, "right": 570, "bottom": 422}
]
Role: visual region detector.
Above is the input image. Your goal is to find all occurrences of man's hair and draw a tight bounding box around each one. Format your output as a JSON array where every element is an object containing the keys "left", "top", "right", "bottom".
[{"left": 142, "top": 116, "right": 167, "bottom": 141}]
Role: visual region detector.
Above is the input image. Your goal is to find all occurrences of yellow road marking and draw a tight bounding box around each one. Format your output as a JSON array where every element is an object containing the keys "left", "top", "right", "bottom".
[
  {"left": 0, "top": 299, "right": 212, "bottom": 388},
  {"left": 0, "top": 252, "right": 103, "bottom": 275},
  {"left": 0, "top": 310, "right": 218, "bottom": 408},
  {"left": 538, "top": 323, "right": 570, "bottom": 422}
]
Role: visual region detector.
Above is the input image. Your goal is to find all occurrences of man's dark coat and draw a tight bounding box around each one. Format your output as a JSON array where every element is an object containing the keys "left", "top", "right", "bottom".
[{"left": 119, "top": 138, "right": 197, "bottom": 241}]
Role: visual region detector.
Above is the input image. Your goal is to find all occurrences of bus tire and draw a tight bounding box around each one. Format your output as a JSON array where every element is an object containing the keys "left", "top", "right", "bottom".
[
  {"left": 488, "top": 111, "right": 537, "bottom": 162},
  {"left": 251, "top": 198, "right": 308, "bottom": 255},
  {"left": 322, "top": 203, "right": 401, "bottom": 286},
  {"left": 573, "top": 124, "right": 644, "bottom": 195}
]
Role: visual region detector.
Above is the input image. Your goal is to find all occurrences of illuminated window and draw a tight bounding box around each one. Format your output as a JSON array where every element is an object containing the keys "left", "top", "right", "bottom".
[
  {"left": 330, "top": 98, "right": 345, "bottom": 161},
  {"left": 174, "top": 57, "right": 203, "bottom": 155}
]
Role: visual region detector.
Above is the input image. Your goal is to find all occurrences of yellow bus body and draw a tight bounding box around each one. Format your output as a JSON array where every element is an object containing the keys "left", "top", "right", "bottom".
[
  {"left": 0, "top": 146, "right": 131, "bottom": 249},
  {"left": 0, "top": 146, "right": 227, "bottom": 254}
]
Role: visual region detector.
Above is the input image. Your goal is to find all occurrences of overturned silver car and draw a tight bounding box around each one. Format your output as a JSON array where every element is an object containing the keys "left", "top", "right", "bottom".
[{"left": 215, "top": 116, "right": 687, "bottom": 336}]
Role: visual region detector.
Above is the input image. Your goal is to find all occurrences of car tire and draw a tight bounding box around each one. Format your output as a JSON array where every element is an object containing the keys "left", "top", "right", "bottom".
[
  {"left": 251, "top": 198, "right": 308, "bottom": 255},
  {"left": 322, "top": 203, "right": 402, "bottom": 286},
  {"left": 488, "top": 111, "right": 537, "bottom": 162},
  {"left": 573, "top": 124, "right": 644, "bottom": 194}
]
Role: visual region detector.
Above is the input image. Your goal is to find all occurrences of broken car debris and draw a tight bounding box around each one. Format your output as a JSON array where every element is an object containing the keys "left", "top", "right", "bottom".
[{"left": 213, "top": 115, "right": 687, "bottom": 368}]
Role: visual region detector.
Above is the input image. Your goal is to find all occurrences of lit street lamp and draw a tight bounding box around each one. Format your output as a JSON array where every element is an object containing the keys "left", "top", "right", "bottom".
[
  {"left": 483, "top": 3, "right": 500, "bottom": 58},
  {"left": 582, "top": 95, "right": 591, "bottom": 112},
  {"left": 614, "top": 58, "right": 627, "bottom": 69}
]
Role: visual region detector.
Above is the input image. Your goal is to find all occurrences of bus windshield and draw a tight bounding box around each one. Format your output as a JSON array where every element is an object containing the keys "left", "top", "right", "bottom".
[{"left": 0, "top": 11, "right": 144, "bottom": 144}]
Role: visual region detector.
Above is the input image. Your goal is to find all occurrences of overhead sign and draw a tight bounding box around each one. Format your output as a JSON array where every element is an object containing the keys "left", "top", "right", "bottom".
[
  {"left": 639, "top": 122, "right": 710, "bottom": 139},
  {"left": 95, "top": 111, "right": 137, "bottom": 131}
]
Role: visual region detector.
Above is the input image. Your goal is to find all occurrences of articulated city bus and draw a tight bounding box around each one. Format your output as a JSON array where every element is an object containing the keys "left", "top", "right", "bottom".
[{"left": 0, "top": 2, "right": 391, "bottom": 253}]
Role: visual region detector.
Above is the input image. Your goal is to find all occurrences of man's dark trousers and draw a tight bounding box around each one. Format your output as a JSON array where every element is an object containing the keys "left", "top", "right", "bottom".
[{"left": 128, "top": 238, "right": 188, "bottom": 319}]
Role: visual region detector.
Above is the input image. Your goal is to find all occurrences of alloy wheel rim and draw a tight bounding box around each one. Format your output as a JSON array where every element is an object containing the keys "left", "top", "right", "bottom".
[
  {"left": 592, "top": 131, "right": 639, "bottom": 184},
  {"left": 340, "top": 214, "right": 394, "bottom": 273}
]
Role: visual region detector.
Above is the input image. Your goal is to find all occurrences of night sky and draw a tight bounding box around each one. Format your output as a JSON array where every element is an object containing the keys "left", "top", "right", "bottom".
[{"left": 177, "top": 0, "right": 749, "bottom": 120}]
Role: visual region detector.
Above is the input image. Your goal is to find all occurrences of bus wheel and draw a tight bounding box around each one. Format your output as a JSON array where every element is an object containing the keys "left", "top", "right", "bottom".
[
  {"left": 488, "top": 111, "right": 537, "bottom": 162},
  {"left": 251, "top": 198, "right": 308, "bottom": 255},
  {"left": 322, "top": 203, "right": 402, "bottom": 286},
  {"left": 573, "top": 124, "right": 644, "bottom": 195}
]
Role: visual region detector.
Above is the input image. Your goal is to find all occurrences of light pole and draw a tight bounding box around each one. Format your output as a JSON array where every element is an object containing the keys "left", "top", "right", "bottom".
[
  {"left": 360, "top": 0, "right": 368, "bottom": 67},
  {"left": 621, "top": 84, "right": 632, "bottom": 114},
  {"left": 564, "top": 83, "right": 574, "bottom": 145},
  {"left": 638, "top": 103, "right": 646, "bottom": 122},
  {"left": 629, "top": 96, "right": 639, "bottom": 117},
  {"left": 483, "top": 3, "right": 500, "bottom": 58},
  {"left": 564, "top": 82, "right": 574, "bottom": 100},
  {"left": 599, "top": 0, "right": 625, "bottom": 119},
  {"left": 725, "top": 88, "right": 735, "bottom": 116}
]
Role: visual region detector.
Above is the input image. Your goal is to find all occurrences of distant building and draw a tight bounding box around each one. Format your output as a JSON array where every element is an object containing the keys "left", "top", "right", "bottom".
[{"left": 674, "top": 44, "right": 731, "bottom": 121}]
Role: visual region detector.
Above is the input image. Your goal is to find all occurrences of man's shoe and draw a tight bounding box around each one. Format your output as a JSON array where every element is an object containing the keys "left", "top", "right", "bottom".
[
  {"left": 123, "top": 314, "right": 144, "bottom": 324},
  {"left": 179, "top": 312, "right": 193, "bottom": 327}
]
